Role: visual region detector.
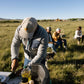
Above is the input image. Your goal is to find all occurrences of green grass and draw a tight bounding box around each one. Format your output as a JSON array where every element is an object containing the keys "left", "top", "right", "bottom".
[{"left": 0, "top": 20, "right": 84, "bottom": 84}]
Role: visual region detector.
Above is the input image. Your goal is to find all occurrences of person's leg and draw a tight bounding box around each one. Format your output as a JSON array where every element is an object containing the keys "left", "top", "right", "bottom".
[
  {"left": 24, "top": 52, "right": 31, "bottom": 66},
  {"left": 48, "top": 43, "right": 54, "bottom": 48},
  {"left": 62, "top": 39, "right": 67, "bottom": 49},
  {"left": 54, "top": 41, "right": 60, "bottom": 49},
  {"left": 59, "top": 40, "right": 63, "bottom": 48},
  {"left": 77, "top": 37, "right": 80, "bottom": 45},
  {"left": 24, "top": 58, "right": 31, "bottom": 66},
  {"left": 82, "top": 35, "right": 84, "bottom": 43},
  {"left": 48, "top": 43, "right": 56, "bottom": 53},
  {"left": 48, "top": 41, "right": 61, "bottom": 53}
]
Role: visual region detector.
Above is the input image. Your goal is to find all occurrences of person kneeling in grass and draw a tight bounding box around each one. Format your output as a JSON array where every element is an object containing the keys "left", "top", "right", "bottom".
[
  {"left": 52, "top": 28, "right": 67, "bottom": 51},
  {"left": 74, "top": 26, "right": 84, "bottom": 45}
]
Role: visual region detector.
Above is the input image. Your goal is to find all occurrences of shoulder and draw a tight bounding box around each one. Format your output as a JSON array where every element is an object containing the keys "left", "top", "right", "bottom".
[
  {"left": 15, "top": 25, "right": 22, "bottom": 33},
  {"left": 52, "top": 32, "right": 56, "bottom": 35},
  {"left": 38, "top": 25, "right": 46, "bottom": 33},
  {"left": 17, "top": 25, "right": 22, "bottom": 30},
  {"left": 36, "top": 25, "right": 48, "bottom": 37},
  {"left": 75, "top": 30, "right": 78, "bottom": 32},
  {"left": 75, "top": 30, "right": 78, "bottom": 33}
]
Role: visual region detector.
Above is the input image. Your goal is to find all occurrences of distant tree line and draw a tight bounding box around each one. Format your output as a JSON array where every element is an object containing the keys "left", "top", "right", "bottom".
[
  {"left": 0, "top": 18, "right": 84, "bottom": 23},
  {"left": 37, "top": 18, "right": 84, "bottom": 22},
  {"left": 37, "top": 19, "right": 55, "bottom": 22},
  {"left": 0, "top": 20, "right": 22, "bottom": 23},
  {"left": 68, "top": 18, "right": 84, "bottom": 21}
]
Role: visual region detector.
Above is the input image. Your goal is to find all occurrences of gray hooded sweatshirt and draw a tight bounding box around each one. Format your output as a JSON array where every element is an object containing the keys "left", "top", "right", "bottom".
[{"left": 11, "top": 25, "right": 48, "bottom": 66}]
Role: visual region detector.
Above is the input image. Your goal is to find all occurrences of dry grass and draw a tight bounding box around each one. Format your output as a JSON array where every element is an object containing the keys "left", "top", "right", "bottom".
[{"left": 0, "top": 20, "right": 84, "bottom": 84}]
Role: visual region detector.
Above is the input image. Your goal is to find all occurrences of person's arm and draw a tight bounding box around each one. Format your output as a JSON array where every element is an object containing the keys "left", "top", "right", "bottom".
[
  {"left": 52, "top": 32, "right": 56, "bottom": 41},
  {"left": 75, "top": 30, "right": 82, "bottom": 38},
  {"left": 28, "top": 34, "right": 48, "bottom": 66},
  {"left": 58, "top": 34, "right": 62, "bottom": 40},
  {"left": 11, "top": 26, "right": 21, "bottom": 71},
  {"left": 80, "top": 31, "right": 82, "bottom": 38}
]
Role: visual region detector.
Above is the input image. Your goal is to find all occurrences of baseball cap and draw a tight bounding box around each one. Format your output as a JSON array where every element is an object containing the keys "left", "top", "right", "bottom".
[
  {"left": 19, "top": 17, "right": 37, "bottom": 39},
  {"left": 56, "top": 28, "right": 61, "bottom": 32}
]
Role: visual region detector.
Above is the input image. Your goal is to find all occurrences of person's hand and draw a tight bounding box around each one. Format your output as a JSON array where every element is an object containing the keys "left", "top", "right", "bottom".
[
  {"left": 80, "top": 36, "right": 82, "bottom": 38},
  {"left": 62, "top": 40, "right": 64, "bottom": 42},
  {"left": 11, "top": 59, "right": 18, "bottom": 72},
  {"left": 54, "top": 43, "right": 57, "bottom": 45}
]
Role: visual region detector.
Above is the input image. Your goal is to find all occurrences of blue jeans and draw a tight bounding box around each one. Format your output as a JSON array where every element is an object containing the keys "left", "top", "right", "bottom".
[
  {"left": 77, "top": 35, "right": 84, "bottom": 43},
  {"left": 24, "top": 58, "right": 45, "bottom": 67},
  {"left": 54, "top": 39, "right": 67, "bottom": 49},
  {"left": 60, "top": 39, "right": 67, "bottom": 48},
  {"left": 48, "top": 43, "right": 56, "bottom": 53},
  {"left": 24, "top": 58, "right": 31, "bottom": 66},
  {"left": 54, "top": 41, "right": 61, "bottom": 49}
]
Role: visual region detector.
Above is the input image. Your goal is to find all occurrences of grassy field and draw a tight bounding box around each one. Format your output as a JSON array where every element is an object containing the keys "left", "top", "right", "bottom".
[{"left": 0, "top": 20, "right": 84, "bottom": 84}]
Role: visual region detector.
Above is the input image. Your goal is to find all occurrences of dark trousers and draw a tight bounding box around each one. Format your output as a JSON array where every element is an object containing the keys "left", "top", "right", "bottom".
[
  {"left": 54, "top": 39, "right": 67, "bottom": 49},
  {"left": 82, "top": 35, "right": 84, "bottom": 43},
  {"left": 77, "top": 35, "right": 84, "bottom": 43},
  {"left": 60, "top": 39, "right": 67, "bottom": 48}
]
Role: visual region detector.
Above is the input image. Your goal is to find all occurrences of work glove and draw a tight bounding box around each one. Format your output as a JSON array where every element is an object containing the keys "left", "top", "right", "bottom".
[{"left": 11, "top": 59, "right": 18, "bottom": 72}]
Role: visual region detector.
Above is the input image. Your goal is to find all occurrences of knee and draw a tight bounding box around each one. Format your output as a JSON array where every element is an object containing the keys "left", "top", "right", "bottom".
[{"left": 63, "top": 39, "right": 66, "bottom": 42}]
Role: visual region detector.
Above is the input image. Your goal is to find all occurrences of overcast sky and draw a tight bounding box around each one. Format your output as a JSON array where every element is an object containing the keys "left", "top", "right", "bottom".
[{"left": 0, "top": 0, "right": 84, "bottom": 19}]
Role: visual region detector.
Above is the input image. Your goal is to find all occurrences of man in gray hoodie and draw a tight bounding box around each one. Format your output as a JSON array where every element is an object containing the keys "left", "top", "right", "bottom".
[{"left": 11, "top": 17, "right": 48, "bottom": 72}]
